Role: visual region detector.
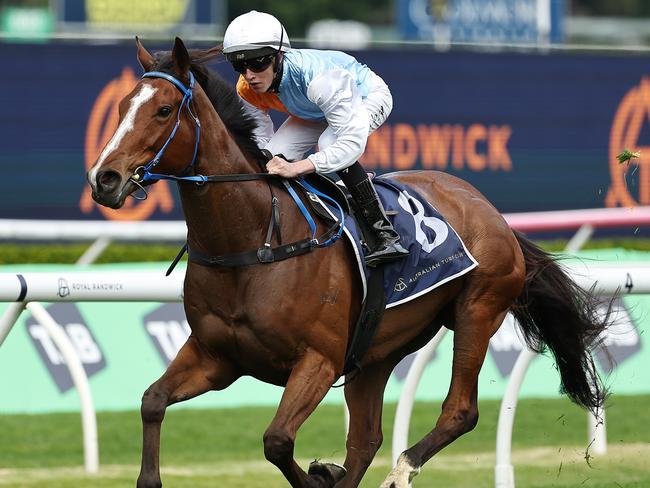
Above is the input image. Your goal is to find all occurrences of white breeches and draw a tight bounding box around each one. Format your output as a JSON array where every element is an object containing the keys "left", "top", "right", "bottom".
[{"left": 264, "top": 73, "right": 393, "bottom": 172}]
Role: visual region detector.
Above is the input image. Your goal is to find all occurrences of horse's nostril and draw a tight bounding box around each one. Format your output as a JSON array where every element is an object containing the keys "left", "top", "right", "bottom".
[{"left": 96, "top": 170, "right": 122, "bottom": 193}]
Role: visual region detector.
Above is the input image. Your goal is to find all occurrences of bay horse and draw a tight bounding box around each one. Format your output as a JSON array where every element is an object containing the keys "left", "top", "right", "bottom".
[{"left": 87, "top": 38, "right": 609, "bottom": 488}]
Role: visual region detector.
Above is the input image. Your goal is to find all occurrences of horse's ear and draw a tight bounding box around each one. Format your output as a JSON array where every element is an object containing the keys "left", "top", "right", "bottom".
[
  {"left": 136, "top": 36, "right": 154, "bottom": 72},
  {"left": 172, "top": 37, "right": 190, "bottom": 75}
]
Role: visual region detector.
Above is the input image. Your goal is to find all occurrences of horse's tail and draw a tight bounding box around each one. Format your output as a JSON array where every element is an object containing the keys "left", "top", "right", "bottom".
[{"left": 510, "top": 230, "right": 610, "bottom": 413}]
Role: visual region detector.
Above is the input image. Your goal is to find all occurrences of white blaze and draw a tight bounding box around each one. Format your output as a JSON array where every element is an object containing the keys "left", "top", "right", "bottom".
[{"left": 88, "top": 83, "right": 157, "bottom": 186}]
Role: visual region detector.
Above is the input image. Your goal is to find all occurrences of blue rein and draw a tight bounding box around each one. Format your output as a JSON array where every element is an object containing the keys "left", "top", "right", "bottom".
[{"left": 133, "top": 71, "right": 201, "bottom": 183}]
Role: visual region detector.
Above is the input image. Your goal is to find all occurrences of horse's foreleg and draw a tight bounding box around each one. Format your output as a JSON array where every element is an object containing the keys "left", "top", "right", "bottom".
[
  {"left": 333, "top": 361, "right": 394, "bottom": 488},
  {"left": 381, "top": 308, "right": 507, "bottom": 488},
  {"left": 137, "top": 335, "right": 238, "bottom": 488},
  {"left": 263, "top": 349, "right": 338, "bottom": 488}
]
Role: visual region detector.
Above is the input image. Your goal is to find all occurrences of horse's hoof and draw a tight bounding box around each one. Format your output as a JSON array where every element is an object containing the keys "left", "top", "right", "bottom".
[{"left": 308, "top": 460, "right": 347, "bottom": 486}]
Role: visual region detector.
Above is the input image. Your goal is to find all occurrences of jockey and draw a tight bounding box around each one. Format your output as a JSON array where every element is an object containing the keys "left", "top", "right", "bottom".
[{"left": 222, "top": 10, "right": 409, "bottom": 267}]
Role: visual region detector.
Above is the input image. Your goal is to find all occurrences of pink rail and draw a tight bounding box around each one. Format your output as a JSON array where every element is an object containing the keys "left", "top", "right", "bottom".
[{"left": 504, "top": 206, "right": 650, "bottom": 232}]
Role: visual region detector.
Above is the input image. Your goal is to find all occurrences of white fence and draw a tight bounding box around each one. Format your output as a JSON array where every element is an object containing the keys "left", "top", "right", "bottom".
[{"left": 1, "top": 207, "right": 650, "bottom": 480}]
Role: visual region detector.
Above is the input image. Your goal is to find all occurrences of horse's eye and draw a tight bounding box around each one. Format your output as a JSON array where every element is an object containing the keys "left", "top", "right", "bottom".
[{"left": 157, "top": 106, "right": 172, "bottom": 118}]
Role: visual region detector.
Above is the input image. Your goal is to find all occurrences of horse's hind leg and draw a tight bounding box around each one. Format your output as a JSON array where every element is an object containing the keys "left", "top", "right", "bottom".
[
  {"left": 381, "top": 304, "right": 509, "bottom": 488},
  {"left": 333, "top": 361, "right": 395, "bottom": 488},
  {"left": 136, "top": 335, "right": 238, "bottom": 488},
  {"left": 263, "top": 349, "right": 338, "bottom": 488}
]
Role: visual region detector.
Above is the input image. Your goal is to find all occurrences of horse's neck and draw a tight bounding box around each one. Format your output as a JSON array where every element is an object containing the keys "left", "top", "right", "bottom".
[{"left": 178, "top": 95, "right": 269, "bottom": 256}]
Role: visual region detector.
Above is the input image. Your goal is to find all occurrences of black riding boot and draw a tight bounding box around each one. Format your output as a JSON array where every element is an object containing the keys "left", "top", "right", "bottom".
[{"left": 339, "top": 164, "right": 409, "bottom": 267}]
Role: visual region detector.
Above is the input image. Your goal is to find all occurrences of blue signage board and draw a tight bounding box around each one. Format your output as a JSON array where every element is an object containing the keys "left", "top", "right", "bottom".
[
  {"left": 398, "top": 0, "right": 565, "bottom": 44},
  {"left": 0, "top": 42, "right": 648, "bottom": 221}
]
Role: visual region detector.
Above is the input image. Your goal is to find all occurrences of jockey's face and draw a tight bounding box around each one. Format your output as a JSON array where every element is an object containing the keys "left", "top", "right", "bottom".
[{"left": 243, "top": 57, "right": 276, "bottom": 93}]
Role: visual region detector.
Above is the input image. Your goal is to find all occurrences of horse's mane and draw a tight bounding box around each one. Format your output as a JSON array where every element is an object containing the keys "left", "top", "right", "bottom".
[{"left": 151, "top": 50, "right": 267, "bottom": 166}]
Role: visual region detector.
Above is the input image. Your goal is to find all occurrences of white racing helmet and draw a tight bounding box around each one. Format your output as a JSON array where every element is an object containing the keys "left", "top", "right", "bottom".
[{"left": 223, "top": 11, "right": 290, "bottom": 61}]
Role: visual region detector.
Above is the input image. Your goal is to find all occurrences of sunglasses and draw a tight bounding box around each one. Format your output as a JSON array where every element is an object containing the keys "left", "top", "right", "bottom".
[{"left": 232, "top": 54, "right": 275, "bottom": 74}]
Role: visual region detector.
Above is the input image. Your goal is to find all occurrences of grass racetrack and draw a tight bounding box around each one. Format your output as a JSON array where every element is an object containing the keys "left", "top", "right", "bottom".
[{"left": 1, "top": 395, "right": 648, "bottom": 487}]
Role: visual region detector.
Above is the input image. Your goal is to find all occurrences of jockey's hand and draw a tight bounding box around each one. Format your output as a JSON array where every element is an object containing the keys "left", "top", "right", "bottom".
[{"left": 266, "top": 156, "right": 316, "bottom": 178}]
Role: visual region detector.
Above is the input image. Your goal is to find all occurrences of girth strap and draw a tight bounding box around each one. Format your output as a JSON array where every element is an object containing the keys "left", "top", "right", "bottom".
[
  {"left": 188, "top": 237, "right": 316, "bottom": 267},
  {"left": 341, "top": 265, "right": 387, "bottom": 375},
  {"left": 164, "top": 179, "right": 343, "bottom": 273}
]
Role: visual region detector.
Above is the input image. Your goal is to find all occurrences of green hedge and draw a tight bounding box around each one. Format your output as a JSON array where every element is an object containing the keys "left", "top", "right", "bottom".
[
  {"left": 0, "top": 243, "right": 185, "bottom": 265},
  {"left": 2, "top": 239, "right": 650, "bottom": 265}
]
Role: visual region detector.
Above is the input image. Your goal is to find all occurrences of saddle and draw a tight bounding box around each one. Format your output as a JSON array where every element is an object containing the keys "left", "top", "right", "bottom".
[
  {"left": 301, "top": 173, "right": 351, "bottom": 217},
  {"left": 301, "top": 173, "right": 389, "bottom": 254}
]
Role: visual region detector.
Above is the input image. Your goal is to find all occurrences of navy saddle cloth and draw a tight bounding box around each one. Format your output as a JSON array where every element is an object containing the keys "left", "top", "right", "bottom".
[{"left": 315, "top": 177, "right": 478, "bottom": 308}]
